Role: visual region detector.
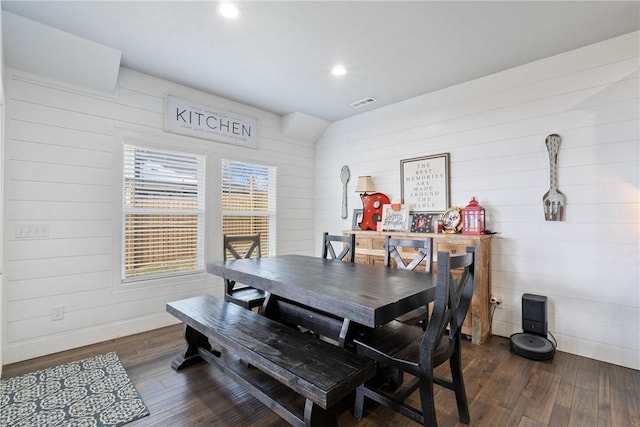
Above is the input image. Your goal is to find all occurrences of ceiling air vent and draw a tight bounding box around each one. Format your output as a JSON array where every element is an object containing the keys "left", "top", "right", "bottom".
[{"left": 350, "top": 97, "right": 377, "bottom": 108}]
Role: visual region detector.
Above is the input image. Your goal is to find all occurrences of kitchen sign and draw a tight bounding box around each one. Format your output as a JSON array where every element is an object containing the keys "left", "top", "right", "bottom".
[{"left": 164, "top": 94, "right": 258, "bottom": 148}]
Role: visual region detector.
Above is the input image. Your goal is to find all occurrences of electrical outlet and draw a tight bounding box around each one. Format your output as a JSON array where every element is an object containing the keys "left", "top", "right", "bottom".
[
  {"left": 490, "top": 295, "right": 503, "bottom": 309},
  {"left": 51, "top": 305, "right": 64, "bottom": 321}
]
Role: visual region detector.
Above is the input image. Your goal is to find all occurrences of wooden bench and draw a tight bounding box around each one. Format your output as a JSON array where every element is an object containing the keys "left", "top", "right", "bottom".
[{"left": 167, "top": 295, "right": 376, "bottom": 426}]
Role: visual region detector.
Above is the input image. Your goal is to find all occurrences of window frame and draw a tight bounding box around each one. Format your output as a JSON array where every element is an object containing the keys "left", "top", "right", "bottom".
[
  {"left": 221, "top": 158, "right": 277, "bottom": 257},
  {"left": 120, "top": 141, "right": 206, "bottom": 283}
]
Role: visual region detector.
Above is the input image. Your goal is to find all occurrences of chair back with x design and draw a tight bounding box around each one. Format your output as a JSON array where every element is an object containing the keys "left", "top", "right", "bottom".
[
  {"left": 322, "top": 232, "right": 356, "bottom": 262},
  {"left": 223, "top": 233, "right": 266, "bottom": 310},
  {"left": 384, "top": 236, "right": 433, "bottom": 273}
]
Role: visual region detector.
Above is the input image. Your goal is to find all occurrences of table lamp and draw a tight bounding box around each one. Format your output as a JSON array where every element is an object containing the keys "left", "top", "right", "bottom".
[{"left": 355, "top": 176, "right": 375, "bottom": 194}]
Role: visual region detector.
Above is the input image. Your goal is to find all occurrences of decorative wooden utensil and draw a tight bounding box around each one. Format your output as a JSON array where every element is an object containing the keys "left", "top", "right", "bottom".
[
  {"left": 340, "top": 165, "right": 351, "bottom": 219},
  {"left": 543, "top": 134, "right": 566, "bottom": 221}
]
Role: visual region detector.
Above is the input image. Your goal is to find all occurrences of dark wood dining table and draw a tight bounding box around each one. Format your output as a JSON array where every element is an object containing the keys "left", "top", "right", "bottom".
[{"left": 207, "top": 254, "right": 436, "bottom": 347}]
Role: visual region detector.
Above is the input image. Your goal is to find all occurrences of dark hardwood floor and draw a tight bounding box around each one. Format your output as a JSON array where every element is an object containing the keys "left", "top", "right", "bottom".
[{"left": 3, "top": 324, "right": 639, "bottom": 426}]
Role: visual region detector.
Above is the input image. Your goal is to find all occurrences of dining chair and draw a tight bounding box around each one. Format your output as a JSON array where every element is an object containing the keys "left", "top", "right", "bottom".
[
  {"left": 322, "top": 232, "right": 356, "bottom": 262},
  {"left": 353, "top": 247, "right": 476, "bottom": 427},
  {"left": 385, "top": 236, "right": 433, "bottom": 327},
  {"left": 223, "top": 233, "right": 267, "bottom": 311},
  {"left": 290, "top": 232, "right": 356, "bottom": 342},
  {"left": 385, "top": 235, "right": 433, "bottom": 272}
]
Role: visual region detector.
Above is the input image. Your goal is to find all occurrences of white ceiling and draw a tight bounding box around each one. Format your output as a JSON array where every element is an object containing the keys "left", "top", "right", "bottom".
[{"left": 2, "top": 1, "right": 639, "bottom": 122}]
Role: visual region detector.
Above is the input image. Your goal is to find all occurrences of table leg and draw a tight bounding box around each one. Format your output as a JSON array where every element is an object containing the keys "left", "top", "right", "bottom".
[
  {"left": 261, "top": 293, "right": 277, "bottom": 319},
  {"left": 338, "top": 319, "right": 351, "bottom": 348},
  {"left": 171, "top": 324, "right": 221, "bottom": 370}
]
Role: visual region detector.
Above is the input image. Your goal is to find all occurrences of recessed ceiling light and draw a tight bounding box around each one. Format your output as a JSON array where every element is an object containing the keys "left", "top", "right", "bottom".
[
  {"left": 331, "top": 64, "right": 347, "bottom": 77},
  {"left": 219, "top": 3, "right": 240, "bottom": 19}
]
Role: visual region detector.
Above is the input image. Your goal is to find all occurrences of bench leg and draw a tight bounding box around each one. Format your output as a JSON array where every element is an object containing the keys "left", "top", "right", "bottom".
[
  {"left": 171, "top": 324, "right": 221, "bottom": 370},
  {"left": 304, "top": 399, "right": 337, "bottom": 427},
  {"left": 353, "top": 385, "right": 365, "bottom": 420}
]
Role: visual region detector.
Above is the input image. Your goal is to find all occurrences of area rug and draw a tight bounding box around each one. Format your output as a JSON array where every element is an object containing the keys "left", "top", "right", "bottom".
[{"left": 0, "top": 352, "right": 149, "bottom": 427}]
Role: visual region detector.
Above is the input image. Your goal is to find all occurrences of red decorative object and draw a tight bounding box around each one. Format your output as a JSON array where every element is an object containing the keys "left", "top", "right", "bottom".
[
  {"left": 462, "top": 197, "right": 485, "bottom": 235},
  {"left": 360, "top": 192, "right": 390, "bottom": 230}
]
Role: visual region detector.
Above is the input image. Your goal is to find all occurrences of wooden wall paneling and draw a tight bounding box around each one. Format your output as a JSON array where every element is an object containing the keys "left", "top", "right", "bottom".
[
  {"left": 7, "top": 236, "right": 112, "bottom": 260},
  {"left": 7, "top": 141, "right": 112, "bottom": 169},
  {"left": 318, "top": 33, "right": 639, "bottom": 369},
  {"left": 6, "top": 272, "right": 113, "bottom": 300},
  {"left": 7, "top": 254, "right": 112, "bottom": 282},
  {"left": 6, "top": 289, "right": 206, "bottom": 342},
  {"left": 10, "top": 75, "right": 162, "bottom": 125},
  {"left": 7, "top": 120, "right": 114, "bottom": 151},
  {"left": 7, "top": 181, "right": 112, "bottom": 203},
  {"left": 7, "top": 274, "right": 212, "bottom": 321},
  {"left": 3, "top": 63, "right": 316, "bottom": 364}
]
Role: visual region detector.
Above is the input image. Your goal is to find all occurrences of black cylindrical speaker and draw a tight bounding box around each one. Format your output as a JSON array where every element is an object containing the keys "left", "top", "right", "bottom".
[{"left": 522, "top": 293, "right": 547, "bottom": 337}]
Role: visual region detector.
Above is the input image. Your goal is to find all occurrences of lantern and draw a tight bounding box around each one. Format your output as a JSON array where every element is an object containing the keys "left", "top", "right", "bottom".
[{"left": 462, "top": 197, "right": 485, "bottom": 235}]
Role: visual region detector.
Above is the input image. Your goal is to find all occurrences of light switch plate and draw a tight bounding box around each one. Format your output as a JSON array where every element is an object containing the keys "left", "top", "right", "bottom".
[{"left": 15, "top": 224, "right": 50, "bottom": 238}]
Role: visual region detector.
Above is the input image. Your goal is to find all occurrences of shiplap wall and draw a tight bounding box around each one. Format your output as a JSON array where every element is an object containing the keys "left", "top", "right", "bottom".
[
  {"left": 0, "top": 12, "right": 5, "bottom": 374},
  {"left": 315, "top": 32, "right": 639, "bottom": 369},
  {"left": 2, "top": 67, "right": 316, "bottom": 364}
]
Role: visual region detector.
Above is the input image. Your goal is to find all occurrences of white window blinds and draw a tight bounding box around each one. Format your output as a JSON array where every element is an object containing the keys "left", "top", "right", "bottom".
[
  {"left": 123, "top": 144, "right": 205, "bottom": 281},
  {"left": 221, "top": 159, "right": 276, "bottom": 256}
]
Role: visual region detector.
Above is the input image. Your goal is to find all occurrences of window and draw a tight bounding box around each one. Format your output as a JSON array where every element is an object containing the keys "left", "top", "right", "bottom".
[
  {"left": 122, "top": 144, "right": 205, "bottom": 281},
  {"left": 221, "top": 159, "right": 276, "bottom": 256}
]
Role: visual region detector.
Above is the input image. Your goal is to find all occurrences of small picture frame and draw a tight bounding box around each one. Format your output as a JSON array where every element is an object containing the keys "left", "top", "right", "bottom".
[
  {"left": 442, "top": 207, "right": 463, "bottom": 233},
  {"left": 351, "top": 209, "right": 363, "bottom": 230},
  {"left": 381, "top": 204, "right": 409, "bottom": 231},
  {"left": 411, "top": 213, "right": 432, "bottom": 233}
]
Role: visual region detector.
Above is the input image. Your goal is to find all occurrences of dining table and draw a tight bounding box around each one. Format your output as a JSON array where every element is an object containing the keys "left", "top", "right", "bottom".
[{"left": 207, "top": 254, "right": 436, "bottom": 347}]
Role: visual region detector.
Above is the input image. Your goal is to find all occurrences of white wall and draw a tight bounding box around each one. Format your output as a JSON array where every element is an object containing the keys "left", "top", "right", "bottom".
[
  {"left": 2, "top": 66, "right": 316, "bottom": 364},
  {"left": 0, "top": 3, "right": 5, "bottom": 374},
  {"left": 316, "top": 32, "right": 639, "bottom": 370}
]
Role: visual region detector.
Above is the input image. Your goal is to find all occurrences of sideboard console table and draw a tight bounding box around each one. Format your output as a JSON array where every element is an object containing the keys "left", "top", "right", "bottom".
[{"left": 344, "top": 230, "right": 492, "bottom": 344}]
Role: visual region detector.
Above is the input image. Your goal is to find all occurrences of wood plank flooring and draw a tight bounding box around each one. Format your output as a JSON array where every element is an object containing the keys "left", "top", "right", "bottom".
[{"left": 3, "top": 324, "right": 639, "bottom": 426}]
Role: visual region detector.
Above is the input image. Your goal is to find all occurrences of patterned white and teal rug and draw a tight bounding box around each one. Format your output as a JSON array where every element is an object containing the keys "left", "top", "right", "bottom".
[{"left": 0, "top": 352, "right": 150, "bottom": 427}]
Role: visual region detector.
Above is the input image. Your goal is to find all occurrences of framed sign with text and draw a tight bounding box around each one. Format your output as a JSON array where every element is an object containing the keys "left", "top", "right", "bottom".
[
  {"left": 164, "top": 94, "right": 259, "bottom": 148},
  {"left": 381, "top": 204, "right": 409, "bottom": 231},
  {"left": 400, "top": 153, "right": 450, "bottom": 213}
]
